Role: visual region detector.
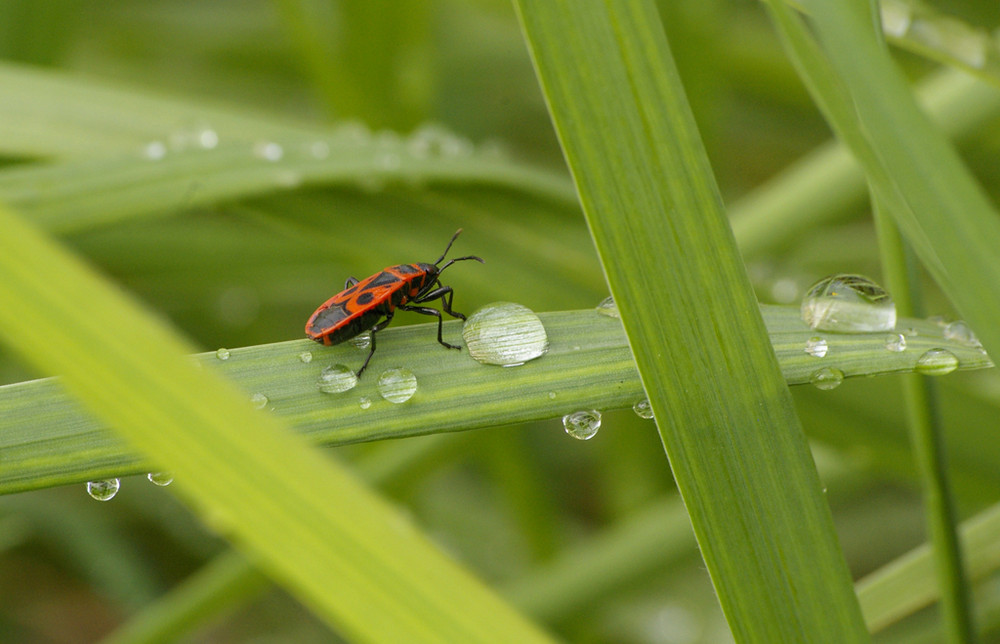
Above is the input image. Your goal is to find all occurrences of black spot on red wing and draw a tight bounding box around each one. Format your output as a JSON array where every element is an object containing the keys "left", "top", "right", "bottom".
[
  {"left": 356, "top": 291, "right": 375, "bottom": 305},
  {"left": 370, "top": 271, "right": 404, "bottom": 288},
  {"left": 394, "top": 264, "right": 421, "bottom": 275}
]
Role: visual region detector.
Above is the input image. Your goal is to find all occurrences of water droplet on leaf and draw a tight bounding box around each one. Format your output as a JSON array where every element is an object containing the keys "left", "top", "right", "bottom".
[
  {"left": 463, "top": 302, "right": 548, "bottom": 367},
  {"left": 801, "top": 274, "right": 896, "bottom": 332},
  {"left": 810, "top": 367, "right": 844, "bottom": 390},
  {"left": 804, "top": 337, "right": 829, "bottom": 358},
  {"left": 87, "top": 478, "right": 120, "bottom": 501},
  {"left": 563, "top": 410, "right": 601, "bottom": 440},
  {"left": 377, "top": 368, "right": 417, "bottom": 403},
  {"left": 915, "top": 348, "right": 959, "bottom": 376},
  {"left": 317, "top": 365, "right": 358, "bottom": 394}
]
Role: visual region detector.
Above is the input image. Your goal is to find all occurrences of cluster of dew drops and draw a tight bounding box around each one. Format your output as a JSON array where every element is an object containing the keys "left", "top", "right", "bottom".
[
  {"left": 86, "top": 279, "right": 982, "bottom": 499},
  {"left": 139, "top": 120, "right": 508, "bottom": 196},
  {"left": 799, "top": 273, "right": 982, "bottom": 390}
]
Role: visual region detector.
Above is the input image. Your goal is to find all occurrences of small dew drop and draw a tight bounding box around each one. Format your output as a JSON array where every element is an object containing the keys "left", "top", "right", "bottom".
[
  {"left": 250, "top": 393, "right": 269, "bottom": 409},
  {"left": 336, "top": 120, "right": 372, "bottom": 144},
  {"left": 215, "top": 348, "right": 231, "bottom": 361},
  {"left": 595, "top": 296, "right": 620, "bottom": 319},
  {"left": 547, "top": 392, "right": 557, "bottom": 400},
  {"left": 147, "top": 472, "right": 174, "bottom": 487},
  {"left": 308, "top": 140, "right": 330, "bottom": 159},
  {"left": 801, "top": 274, "right": 896, "bottom": 332},
  {"left": 350, "top": 332, "right": 372, "bottom": 351},
  {"left": 87, "top": 478, "right": 120, "bottom": 501},
  {"left": 563, "top": 410, "right": 602, "bottom": 440},
  {"left": 359, "top": 396, "right": 372, "bottom": 410},
  {"left": 318, "top": 364, "right": 359, "bottom": 394},
  {"left": 253, "top": 141, "right": 284, "bottom": 162},
  {"left": 463, "top": 302, "right": 548, "bottom": 367},
  {"left": 804, "top": 337, "right": 829, "bottom": 358},
  {"left": 880, "top": 1, "right": 912, "bottom": 37},
  {"left": 943, "top": 321, "right": 981, "bottom": 348},
  {"left": 274, "top": 170, "right": 303, "bottom": 188},
  {"left": 885, "top": 333, "right": 907, "bottom": 352},
  {"left": 810, "top": 367, "right": 844, "bottom": 391},
  {"left": 374, "top": 150, "right": 401, "bottom": 172},
  {"left": 915, "top": 348, "right": 959, "bottom": 376},
  {"left": 770, "top": 277, "right": 800, "bottom": 304},
  {"left": 299, "top": 351, "right": 313, "bottom": 364},
  {"left": 196, "top": 126, "right": 219, "bottom": 149},
  {"left": 142, "top": 140, "right": 167, "bottom": 160},
  {"left": 377, "top": 368, "right": 417, "bottom": 403},
  {"left": 633, "top": 399, "right": 654, "bottom": 420},
  {"left": 927, "top": 315, "right": 948, "bottom": 327}
]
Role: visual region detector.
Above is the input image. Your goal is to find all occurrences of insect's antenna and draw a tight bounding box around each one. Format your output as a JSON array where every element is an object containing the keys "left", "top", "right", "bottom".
[
  {"left": 434, "top": 229, "right": 464, "bottom": 265},
  {"left": 438, "top": 255, "right": 485, "bottom": 275}
]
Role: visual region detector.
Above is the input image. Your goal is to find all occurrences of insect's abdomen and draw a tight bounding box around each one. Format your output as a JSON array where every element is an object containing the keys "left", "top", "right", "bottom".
[{"left": 304, "top": 264, "right": 434, "bottom": 345}]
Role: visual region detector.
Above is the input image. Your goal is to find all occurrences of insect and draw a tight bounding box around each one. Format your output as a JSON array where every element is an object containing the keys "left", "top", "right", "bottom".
[{"left": 305, "top": 229, "right": 484, "bottom": 376}]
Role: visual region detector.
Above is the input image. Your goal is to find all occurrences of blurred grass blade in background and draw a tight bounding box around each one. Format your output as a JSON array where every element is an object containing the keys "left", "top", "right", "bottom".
[
  {"left": 514, "top": 0, "right": 869, "bottom": 640},
  {"left": 0, "top": 203, "right": 552, "bottom": 642}
]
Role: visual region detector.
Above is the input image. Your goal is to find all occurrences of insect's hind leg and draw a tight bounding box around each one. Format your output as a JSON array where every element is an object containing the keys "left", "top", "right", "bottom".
[
  {"left": 357, "top": 311, "right": 394, "bottom": 376},
  {"left": 399, "top": 303, "right": 461, "bottom": 350}
]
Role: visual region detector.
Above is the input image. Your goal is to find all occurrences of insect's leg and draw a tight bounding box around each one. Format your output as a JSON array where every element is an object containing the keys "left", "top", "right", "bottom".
[
  {"left": 345, "top": 276, "right": 360, "bottom": 289},
  {"left": 358, "top": 311, "right": 394, "bottom": 376},
  {"left": 399, "top": 304, "right": 461, "bottom": 350},
  {"left": 413, "top": 285, "right": 466, "bottom": 320}
]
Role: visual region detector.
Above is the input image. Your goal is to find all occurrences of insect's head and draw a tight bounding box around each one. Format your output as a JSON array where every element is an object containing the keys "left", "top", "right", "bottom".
[{"left": 433, "top": 228, "right": 485, "bottom": 276}]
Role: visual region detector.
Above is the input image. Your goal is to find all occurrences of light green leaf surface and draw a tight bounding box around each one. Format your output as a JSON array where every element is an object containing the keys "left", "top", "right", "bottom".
[
  {"left": 0, "top": 306, "right": 989, "bottom": 495},
  {"left": 0, "top": 204, "right": 552, "bottom": 642},
  {"left": 513, "top": 1, "right": 869, "bottom": 640}
]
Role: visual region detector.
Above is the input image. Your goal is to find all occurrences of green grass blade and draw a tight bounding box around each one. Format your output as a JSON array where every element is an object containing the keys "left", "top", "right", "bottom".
[
  {"left": 513, "top": 1, "right": 869, "bottom": 640},
  {"left": 781, "top": 0, "right": 1000, "bottom": 367},
  {"left": 858, "top": 500, "right": 1000, "bottom": 632},
  {"left": 0, "top": 204, "right": 553, "bottom": 643},
  {"left": 0, "top": 306, "right": 989, "bottom": 495},
  {"left": 874, "top": 200, "right": 976, "bottom": 642}
]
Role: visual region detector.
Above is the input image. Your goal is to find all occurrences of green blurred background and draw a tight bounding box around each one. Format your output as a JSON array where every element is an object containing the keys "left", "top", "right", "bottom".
[{"left": 2, "top": 0, "right": 1000, "bottom": 641}]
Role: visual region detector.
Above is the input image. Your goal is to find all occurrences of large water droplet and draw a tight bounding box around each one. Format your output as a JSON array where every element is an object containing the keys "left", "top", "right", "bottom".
[
  {"left": 463, "top": 302, "right": 548, "bottom": 367},
  {"left": 915, "top": 348, "right": 959, "bottom": 376},
  {"left": 595, "top": 296, "right": 620, "bottom": 319},
  {"left": 563, "top": 410, "right": 602, "bottom": 440},
  {"left": 147, "top": 472, "right": 174, "bottom": 487},
  {"left": 810, "top": 367, "right": 844, "bottom": 390},
  {"left": 804, "top": 337, "right": 829, "bottom": 358},
  {"left": 633, "top": 399, "right": 654, "bottom": 420},
  {"left": 377, "top": 368, "right": 417, "bottom": 403},
  {"left": 884, "top": 333, "right": 907, "bottom": 352},
  {"left": 317, "top": 365, "right": 358, "bottom": 394},
  {"left": 801, "top": 274, "right": 896, "bottom": 332},
  {"left": 87, "top": 478, "right": 120, "bottom": 501},
  {"left": 215, "top": 348, "right": 231, "bottom": 361}
]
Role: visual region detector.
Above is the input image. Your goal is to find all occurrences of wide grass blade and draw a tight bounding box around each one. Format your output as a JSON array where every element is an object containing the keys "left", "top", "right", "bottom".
[
  {"left": 0, "top": 204, "right": 552, "bottom": 642},
  {"left": 514, "top": 1, "right": 869, "bottom": 640}
]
